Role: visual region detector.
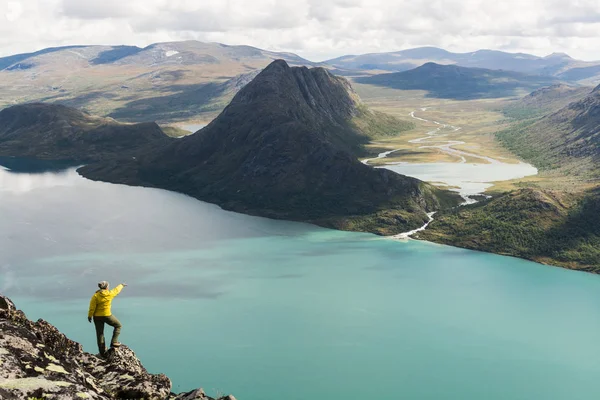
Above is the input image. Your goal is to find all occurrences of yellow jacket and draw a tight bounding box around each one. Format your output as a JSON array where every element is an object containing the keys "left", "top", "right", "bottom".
[{"left": 88, "top": 284, "right": 124, "bottom": 318}]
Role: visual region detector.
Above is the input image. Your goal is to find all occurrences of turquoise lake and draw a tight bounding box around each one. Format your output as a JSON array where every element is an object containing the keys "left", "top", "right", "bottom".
[{"left": 2, "top": 158, "right": 600, "bottom": 399}]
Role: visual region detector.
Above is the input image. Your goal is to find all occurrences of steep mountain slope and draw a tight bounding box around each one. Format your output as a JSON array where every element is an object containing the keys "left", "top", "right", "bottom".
[
  {"left": 327, "top": 47, "right": 600, "bottom": 81},
  {"left": 0, "top": 103, "right": 171, "bottom": 161},
  {"left": 503, "top": 84, "right": 592, "bottom": 120},
  {"left": 0, "top": 41, "right": 320, "bottom": 124},
  {"left": 497, "top": 84, "right": 600, "bottom": 176},
  {"left": 354, "top": 63, "right": 559, "bottom": 99},
  {"left": 81, "top": 60, "right": 460, "bottom": 234}
]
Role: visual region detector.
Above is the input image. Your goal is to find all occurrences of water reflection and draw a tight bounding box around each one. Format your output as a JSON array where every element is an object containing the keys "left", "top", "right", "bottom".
[{"left": 0, "top": 165, "right": 81, "bottom": 193}]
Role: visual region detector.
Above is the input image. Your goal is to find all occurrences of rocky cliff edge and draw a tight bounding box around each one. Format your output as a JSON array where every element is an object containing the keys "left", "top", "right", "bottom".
[{"left": 0, "top": 293, "right": 236, "bottom": 400}]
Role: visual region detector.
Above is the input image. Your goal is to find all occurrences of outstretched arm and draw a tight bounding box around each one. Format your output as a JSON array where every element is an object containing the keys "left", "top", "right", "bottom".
[{"left": 109, "top": 283, "right": 126, "bottom": 298}]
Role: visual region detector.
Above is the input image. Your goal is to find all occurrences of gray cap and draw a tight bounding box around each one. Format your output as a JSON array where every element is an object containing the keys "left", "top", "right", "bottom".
[{"left": 98, "top": 281, "right": 109, "bottom": 289}]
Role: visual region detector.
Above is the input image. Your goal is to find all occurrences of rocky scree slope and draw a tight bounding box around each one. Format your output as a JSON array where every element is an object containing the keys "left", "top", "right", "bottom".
[
  {"left": 81, "top": 60, "right": 460, "bottom": 235},
  {"left": 0, "top": 103, "right": 172, "bottom": 161},
  {"left": 0, "top": 293, "right": 235, "bottom": 400}
]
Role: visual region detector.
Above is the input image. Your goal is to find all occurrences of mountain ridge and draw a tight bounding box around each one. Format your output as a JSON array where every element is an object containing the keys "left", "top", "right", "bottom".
[
  {"left": 326, "top": 46, "right": 600, "bottom": 82},
  {"left": 0, "top": 103, "right": 172, "bottom": 161},
  {"left": 497, "top": 83, "right": 600, "bottom": 176},
  {"left": 354, "top": 62, "right": 560, "bottom": 99},
  {"left": 80, "top": 59, "right": 460, "bottom": 234}
]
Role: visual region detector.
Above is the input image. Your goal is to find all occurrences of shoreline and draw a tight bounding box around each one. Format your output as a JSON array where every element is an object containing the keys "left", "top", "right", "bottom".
[{"left": 364, "top": 108, "right": 537, "bottom": 238}]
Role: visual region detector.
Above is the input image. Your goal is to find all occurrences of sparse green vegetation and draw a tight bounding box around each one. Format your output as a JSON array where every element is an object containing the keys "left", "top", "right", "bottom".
[
  {"left": 352, "top": 104, "right": 415, "bottom": 138},
  {"left": 421, "top": 85, "right": 600, "bottom": 270},
  {"left": 419, "top": 188, "right": 600, "bottom": 271},
  {"left": 160, "top": 126, "right": 191, "bottom": 138},
  {"left": 501, "top": 106, "right": 546, "bottom": 121}
]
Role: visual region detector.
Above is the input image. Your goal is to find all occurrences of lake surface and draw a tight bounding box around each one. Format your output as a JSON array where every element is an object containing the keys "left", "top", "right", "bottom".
[
  {"left": 383, "top": 161, "right": 538, "bottom": 199},
  {"left": 3, "top": 158, "right": 600, "bottom": 400},
  {"left": 180, "top": 123, "right": 207, "bottom": 133}
]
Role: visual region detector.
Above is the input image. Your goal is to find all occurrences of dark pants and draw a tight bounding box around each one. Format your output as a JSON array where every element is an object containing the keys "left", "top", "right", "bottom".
[{"left": 93, "top": 315, "right": 122, "bottom": 355}]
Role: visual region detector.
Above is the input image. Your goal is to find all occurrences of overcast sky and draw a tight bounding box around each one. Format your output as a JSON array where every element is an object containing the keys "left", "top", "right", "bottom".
[{"left": 0, "top": 0, "right": 598, "bottom": 61}]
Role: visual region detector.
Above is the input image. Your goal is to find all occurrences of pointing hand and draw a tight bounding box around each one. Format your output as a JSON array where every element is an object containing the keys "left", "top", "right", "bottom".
[{"left": 122, "top": 283, "right": 128, "bottom": 287}]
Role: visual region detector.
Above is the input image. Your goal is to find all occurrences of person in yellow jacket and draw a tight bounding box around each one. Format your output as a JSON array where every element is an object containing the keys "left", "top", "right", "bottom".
[{"left": 88, "top": 281, "right": 127, "bottom": 356}]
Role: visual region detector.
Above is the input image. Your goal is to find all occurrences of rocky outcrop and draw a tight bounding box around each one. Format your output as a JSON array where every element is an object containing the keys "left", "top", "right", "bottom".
[{"left": 0, "top": 293, "right": 235, "bottom": 400}]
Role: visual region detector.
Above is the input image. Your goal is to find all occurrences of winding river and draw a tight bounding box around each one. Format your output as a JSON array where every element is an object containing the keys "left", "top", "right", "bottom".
[{"left": 364, "top": 108, "right": 538, "bottom": 237}]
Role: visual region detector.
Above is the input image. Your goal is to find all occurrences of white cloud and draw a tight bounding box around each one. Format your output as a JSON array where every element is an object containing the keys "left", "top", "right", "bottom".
[{"left": 0, "top": 0, "right": 598, "bottom": 61}]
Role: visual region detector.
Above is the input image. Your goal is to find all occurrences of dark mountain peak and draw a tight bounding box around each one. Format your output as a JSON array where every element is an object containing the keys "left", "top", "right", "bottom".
[
  {"left": 81, "top": 62, "right": 459, "bottom": 234},
  {"left": 228, "top": 59, "right": 359, "bottom": 126},
  {"left": 262, "top": 58, "right": 291, "bottom": 72}
]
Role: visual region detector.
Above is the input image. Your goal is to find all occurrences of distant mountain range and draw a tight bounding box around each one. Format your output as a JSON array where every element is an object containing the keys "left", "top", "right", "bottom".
[
  {"left": 0, "top": 41, "right": 319, "bottom": 71},
  {"left": 80, "top": 60, "right": 460, "bottom": 234},
  {"left": 1, "top": 41, "right": 599, "bottom": 124},
  {"left": 326, "top": 47, "right": 600, "bottom": 84},
  {"left": 0, "top": 41, "right": 323, "bottom": 124},
  {"left": 355, "top": 62, "right": 560, "bottom": 99}
]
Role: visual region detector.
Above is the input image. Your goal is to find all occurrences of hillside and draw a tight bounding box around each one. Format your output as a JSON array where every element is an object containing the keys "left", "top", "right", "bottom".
[
  {"left": 0, "top": 103, "right": 171, "bottom": 161},
  {"left": 81, "top": 60, "right": 460, "bottom": 234},
  {"left": 327, "top": 47, "right": 600, "bottom": 82},
  {"left": 0, "top": 293, "right": 234, "bottom": 400},
  {"left": 0, "top": 41, "right": 320, "bottom": 124},
  {"left": 419, "top": 188, "right": 600, "bottom": 271},
  {"left": 503, "top": 84, "right": 592, "bottom": 120},
  {"left": 420, "top": 84, "right": 600, "bottom": 270},
  {"left": 497, "top": 84, "right": 600, "bottom": 176},
  {"left": 354, "top": 62, "right": 559, "bottom": 99}
]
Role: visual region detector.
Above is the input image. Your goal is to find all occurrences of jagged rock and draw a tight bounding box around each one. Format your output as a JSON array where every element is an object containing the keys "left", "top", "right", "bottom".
[{"left": 0, "top": 292, "right": 234, "bottom": 400}]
